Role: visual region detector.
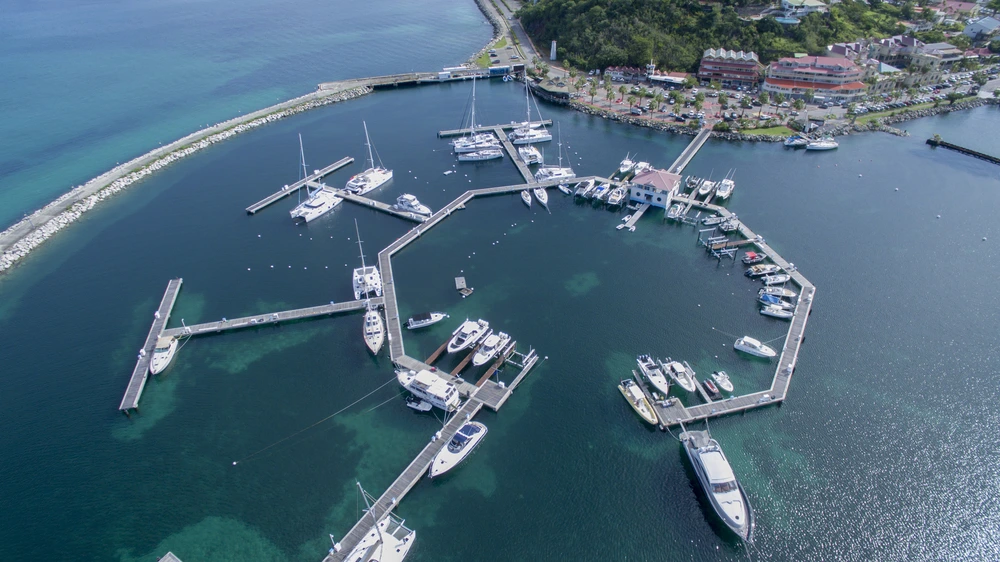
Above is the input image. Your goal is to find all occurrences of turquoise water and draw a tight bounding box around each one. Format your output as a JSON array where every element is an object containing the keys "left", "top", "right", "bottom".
[
  {"left": 2, "top": 76, "right": 1000, "bottom": 560},
  {"left": 0, "top": 0, "right": 492, "bottom": 228}
]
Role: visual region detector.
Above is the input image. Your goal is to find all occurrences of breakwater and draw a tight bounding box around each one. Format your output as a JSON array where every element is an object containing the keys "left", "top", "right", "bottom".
[{"left": 0, "top": 85, "right": 371, "bottom": 275}]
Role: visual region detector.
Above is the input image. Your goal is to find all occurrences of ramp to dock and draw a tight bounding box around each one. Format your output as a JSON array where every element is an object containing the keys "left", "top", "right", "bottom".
[
  {"left": 245, "top": 157, "right": 353, "bottom": 214},
  {"left": 120, "top": 278, "right": 183, "bottom": 411},
  {"left": 669, "top": 129, "right": 712, "bottom": 174},
  {"left": 160, "top": 298, "right": 379, "bottom": 338}
]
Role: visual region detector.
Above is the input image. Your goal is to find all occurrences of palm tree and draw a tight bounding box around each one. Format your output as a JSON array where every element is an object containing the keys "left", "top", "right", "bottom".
[
  {"left": 718, "top": 92, "right": 729, "bottom": 109},
  {"left": 627, "top": 94, "right": 637, "bottom": 111},
  {"left": 803, "top": 89, "right": 814, "bottom": 104},
  {"left": 618, "top": 84, "right": 627, "bottom": 101},
  {"left": 792, "top": 98, "right": 805, "bottom": 111},
  {"left": 774, "top": 92, "right": 785, "bottom": 110},
  {"left": 589, "top": 84, "right": 598, "bottom": 105},
  {"left": 653, "top": 92, "right": 665, "bottom": 116},
  {"left": 758, "top": 92, "right": 769, "bottom": 117},
  {"left": 606, "top": 89, "right": 614, "bottom": 107}
]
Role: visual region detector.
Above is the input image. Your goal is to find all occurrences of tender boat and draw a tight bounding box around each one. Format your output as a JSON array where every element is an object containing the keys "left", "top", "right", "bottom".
[
  {"left": 679, "top": 429, "right": 754, "bottom": 540},
  {"left": 784, "top": 135, "right": 809, "bottom": 148},
  {"left": 428, "top": 421, "right": 488, "bottom": 478},
  {"left": 520, "top": 190, "right": 532, "bottom": 207},
  {"left": 472, "top": 331, "right": 510, "bottom": 366},
  {"left": 532, "top": 187, "right": 549, "bottom": 208},
  {"left": 619, "top": 155, "right": 636, "bottom": 175},
  {"left": 637, "top": 355, "right": 672, "bottom": 397},
  {"left": 662, "top": 359, "right": 697, "bottom": 393},
  {"left": 405, "top": 396, "right": 433, "bottom": 412},
  {"left": 759, "top": 293, "right": 794, "bottom": 309},
  {"left": 396, "top": 369, "right": 461, "bottom": 412},
  {"left": 742, "top": 251, "right": 767, "bottom": 265},
  {"left": 344, "top": 483, "right": 416, "bottom": 562},
  {"left": 618, "top": 379, "right": 659, "bottom": 426},
  {"left": 363, "top": 304, "right": 384, "bottom": 355},
  {"left": 622, "top": 215, "right": 632, "bottom": 223},
  {"left": 703, "top": 379, "right": 722, "bottom": 400},
  {"left": 395, "top": 194, "right": 432, "bottom": 216},
  {"left": 760, "top": 304, "right": 794, "bottom": 319},
  {"left": 557, "top": 183, "right": 572, "bottom": 195},
  {"left": 761, "top": 273, "right": 791, "bottom": 285},
  {"left": 406, "top": 312, "right": 448, "bottom": 330},
  {"left": 606, "top": 186, "right": 627, "bottom": 207},
  {"left": 518, "top": 145, "right": 543, "bottom": 164},
  {"left": 701, "top": 214, "right": 727, "bottom": 226},
  {"left": 447, "top": 319, "right": 490, "bottom": 353},
  {"left": 667, "top": 203, "right": 684, "bottom": 220},
  {"left": 345, "top": 121, "right": 393, "bottom": 195},
  {"left": 745, "top": 264, "right": 782, "bottom": 278},
  {"left": 290, "top": 186, "right": 343, "bottom": 223},
  {"left": 806, "top": 137, "right": 839, "bottom": 151},
  {"left": 715, "top": 176, "right": 735, "bottom": 200},
  {"left": 734, "top": 336, "right": 777, "bottom": 358},
  {"left": 698, "top": 180, "right": 716, "bottom": 197},
  {"left": 149, "top": 336, "right": 178, "bottom": 375},
  {"left": 719, "top": 220, "right": 739, "bottom": 233},
  {"left": 458, "top": 148, "right": 503, "bottom": 161},
  {"left": 573, "top": 179, "right": 595, "bottom": 197},
  {"left": 712, "top": 371, "right": 734, "bottom": 392},
  {"left": 685, "top": 176, "right": 702, "bottom": 190},
  {"left": 759, "top": 286, "right": 797, "bottom": 298}
]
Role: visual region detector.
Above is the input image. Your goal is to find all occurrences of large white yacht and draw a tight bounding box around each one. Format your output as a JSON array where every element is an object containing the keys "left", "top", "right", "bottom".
[
  {"left": 518, "top": 145, "right": 543, "bottom": 165},
  {"left": 447, "top": 319, "right": 490, "bottom": 353},
  {"left": 339, "top": 483, "right": 416, "bottom": 562},
  {"left": 508, "top": 84, "right": 552, "bottom": 145},
  {"left": 454, "top": 136, "right": 500, "bottom": 154},
  {"left": 345, "top": 121, "right": 393, "bottom": 195},
  {"left": 532, "top": 123, "right": 573, "bottom": 181},
  {"left": 394, "top": 194, "right": 432, "bottom": 216},
  {"left": 662, "top": 359, "right": 697, "bottom": 393},
  {"left": 458, "top": 148, "right": 503, "bottom": 161},
  {"left": 396, "top": 369, "right": 461, "bottom": 412},
  {"left": 363, "top": 303, "right": 384, "bottom": 355},
  {"left": 680, "top": 428, "right": 753, "bottom": 540},
  {"left": 149, "top": 336, "right": 178, "bottom": 375},
  {"left": 734, "top": 336, "right": 777, "bottom": 358},
  {"left": 716, "top": 177, "right": 735, "bottom": 200},
  {"left": 637, "top": 355, "right": 671, "bottom": 396},
  {"left": 428, "top": 421, "right": 488, "bottom": 478},
  {"left": 472, "top": 331, "right": 510, "bottom": 366},
  {"left": 291, "top": 186, "right": 343, "bottom": 223}
]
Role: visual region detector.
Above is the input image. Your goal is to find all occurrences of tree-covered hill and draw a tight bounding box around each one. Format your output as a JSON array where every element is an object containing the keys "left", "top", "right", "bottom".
[{"left": 518, "top": 0, "right": 906, "bottom": 71}]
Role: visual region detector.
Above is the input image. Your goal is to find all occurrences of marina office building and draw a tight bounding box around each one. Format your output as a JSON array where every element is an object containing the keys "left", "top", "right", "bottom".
[
  {"left": 697, "top": 48, "right": 763, "bottom": 89},
  {"left": 762, "top": 56, "right": 867, "bottom": 103},
  {"left": 629, "top": 169, "right": 681, "bottom": 213}
]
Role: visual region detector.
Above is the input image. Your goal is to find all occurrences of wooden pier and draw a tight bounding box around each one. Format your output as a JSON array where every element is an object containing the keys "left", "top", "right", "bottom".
[
  {"left": 437, "top": 120, "right": 552, "bottom": 138},
  {"left": 160, "top": 298, "right": 380, "bottom": 338},
  {"left": 332, "top": 187, "right": 427, "bottom": 223},
  {"left": 119, "top": 278, "right": 183, "bottom": 412},
  {"left": 622, "top": 202, "right": 651, "bottom": 229},
  {"left": 926, "top": 137, "right": 1000, "bottom": 165},
  {"left": 494, "top": 127, "right": 535, "bottom": 183},
  {"left": 668, "top": 129, "right": 712, "bottom": 174},
  {"left": 245, "top": 157, "right": 353, "bottom": 214}
]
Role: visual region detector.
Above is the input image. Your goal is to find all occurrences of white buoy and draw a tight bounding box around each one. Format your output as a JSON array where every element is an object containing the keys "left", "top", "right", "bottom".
[
  {"left": 937, "top": 215, "right": 941, "bottom": 218},
  {"left": 895, "top": 187, "right": 899, "bottom": 191}
]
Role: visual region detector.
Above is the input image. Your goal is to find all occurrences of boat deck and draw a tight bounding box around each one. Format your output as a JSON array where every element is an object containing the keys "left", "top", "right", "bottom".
[
  {"left": 119, "top": 278, "right": 183, "bottom": 412},
  {"left": 245, "top": 157, "right": 353, "bottom": 214}
]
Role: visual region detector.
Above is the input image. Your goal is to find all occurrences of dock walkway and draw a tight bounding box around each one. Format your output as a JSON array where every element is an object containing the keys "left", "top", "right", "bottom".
[
  {"left": 160, "top": 298, "right": 380, "bottom": 338},
  {"left": 669, "top": 129, "right": 712, "bottom": 174},
  {"left": 494, "top": 127, "right": 534, "bottom": 183},
  {"left": 332, "top": 188, "right": 427, "bottom": 223},
  {"left": 245, "top": 157, "right": 353, "bottom": 214},
  {"left": 119, "top": 278, "right": 183, "bottom": 411},
  {"left": 438, "top": 120, "right": 552, "bottom": 138},
  {"left": 623, "top": 202, "right": 651, "bottom": 229}
]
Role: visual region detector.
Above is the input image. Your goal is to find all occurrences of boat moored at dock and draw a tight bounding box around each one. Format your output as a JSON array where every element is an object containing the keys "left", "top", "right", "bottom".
[
  {"left": 447, "top": 319, "right": 490, "bottom": 353},
  {"left": 520, "top": 190, "right": 532, "bottom": 207},
  {"left": 606, "top": 186, "right": 627, "bottom": 207},
  {"left": 761, "top": 273, "right": 791, "bottom": 285},
  {"left": 394, "top": 194, "right": 432, "bottom": 216},
  {"left": 458, "top": 148, "right": 503, "bottom": 161},
  {"left": 758, "top": 293, "right": 794, "bottom": 309},
  {"left": 345, "top": 121, "right": 393, "bottom": 195},
  {"left": 806, "top": 137, "right": 839, "bottom": 151},
  {"left": 734, "top": 336, "right": 777, "bottom": 358},
  {"left": 532, "top": 187, "right": 549, "bottom": 208},
  {"left": 784, "top": 135, "right": 809, "bottom": 148},
  {"left": 680, "top": 429, "right": 753, "bottom": 540},
  {"left": 745, "top": 264, "right": 782, "bottom": 278},
  {"left": 518, "top": 145, "right": 543, "bottom": 165},
  {"left": 396, "top": 369, "right": 461, "bottom": 412},
  {"left": 711, "top": 371, "right": 734, "bottom": 392},
  {"left": 428, "top": 421, "right": 488, "bottom": 478},
  {"left": 149, "top": 336, "right": 178, "bottom": 375},
  {"left": 637, "top": 354, "right": 671, "bottom": 396},
  {"left": 342, "top": 483, "right": 417, "bottom": 562},
  {"left": 472, "top": 331, "right": 510, "bottom": 366},
  {"left": 759, "top": 286, "right": 797, "bottom": 298},
  {"left": 406, "top": 312, "right": 448, "bottom": 330},
  {"left": 742, "top": 251, "right": 767, "bottom": 265},
  {"left": 573, "top": 179, "right": 595, "bottom": 197},
  {"left": 662, "top": 359, "right": 697, "bottom": 393},
  {"left": 290, "top": 186, "right": 343, "bottom": 223},
  {"left": 760, "top": 304, "right": 794, "bottom": 319},
  {"left": 363, "top": 304, "right": 385, "bottom": 355},
  {"left": 618, "top": 379, "right": 659, "bottom": 425}
]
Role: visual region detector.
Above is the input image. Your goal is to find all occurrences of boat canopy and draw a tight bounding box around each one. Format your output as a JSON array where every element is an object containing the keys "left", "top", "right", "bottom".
[
  {"left": 155, "top": 336, "right": 174, "bottom": 350},
  {"left": 741, "top": 336, "right": 762, "bottom": 347},
  {"left": 411, "top": 312, "right": 433, "bottom": 322},
  {"left": 745, "top": 252, "right": 758, "bottom": 259},
  {"left": 700, "top": 449, "right": 737, "bottom": 484}
]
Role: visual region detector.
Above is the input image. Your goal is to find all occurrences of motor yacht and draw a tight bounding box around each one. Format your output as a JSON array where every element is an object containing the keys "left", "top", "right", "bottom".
[
  {"left": 711, "top": 371, "right": 734, "bottom": 392},
  {"left": 662, "top": 359, "right": 697, "bottom": 393},
  {"left": 606, "top": 186, "right": 627, "bottom": 207},
  {"left": 679, "top": 429, "right": 753, "bottom": 540},
  {"left": 637, "top": 355, "right": 671, "bottom": 396},
  {"left": 428, "top": 422, "right": 488, "bottom": 478},
  {"left": 715, "top": 177, "right": 735, "bottom": 200},
  {"left": 149, "top": 336, "right": 178, "bottom": 375},
  {"left": 447, "top": 319, "right": 490, "bottom": 353},
  {"left": 395, "top": 194, "right": 432, "bottom": 216},
  {"left": 734, "top": 336, "right": 777, "bottom": 358},
  {"left": 618, "top": 379, "right": 659, "bottom": 426},
  {"left": 396, "top": 369, "right": 461, "bottom": 412},
  {"left": 472, "top": 331, "right": 510, "bottom": 366}
]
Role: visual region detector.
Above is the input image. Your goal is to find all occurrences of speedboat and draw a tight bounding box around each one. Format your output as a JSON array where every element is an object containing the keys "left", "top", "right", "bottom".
[
  {"left": 719, "top": 220, "right": 739, "bottom": 233},
  {"left": 734, "top": 336, "right": 777, "bottom": 358},
  {"left": 806, "top": 137, "right": 839, "bottom": 151},
  {"left": 745, "top": 264, "right": 782, "bottom": 278},
  {"left": 662, "top": 359, "right": 697, "bottom": 393},
  {"left": 761, "top": 273, "right": 791, "bottom": 285},
  {"left": 573, "top": 179, "right": 594, "bottom": 197},
  {"left": 458, "top": 148, "right": 503, "bottom": 161},
  {"left": 518, "top": 145, "right": 543, "bottom": 165},
  {"left": 633, "top": 161, "right": 653, "bottom": 174},
  {"left": 760, "top": 304, "right": 794, "bottom": 319},
  {"left": 428, "top": 421, "right": 488, "bottom": 478},
  {"left": 396, "top": 369, "right": 461, "bottom": 412},
  {"left": 703, "top": 379, "right": 722, "bottom": 400},
  {"left": 345, "top": 122, "right": 393, "bottom": 195},
  {"left": 702, "top": 214, "right": 727, "bottom": 226},
  {"left": 759, "top": 286, "right": 797, "bottom": 298},
  {"left": 591, "top": 182, "right": 610, "bottom": 201},
  {"left": 742, "top": 251, "right": 767, "bottom": 265},
  {"left": 532, "top": 187, "right": 549, "bottom": 208},
  {"left": 290, "top": 186, "right": 342, "bottom": 223},
  {"left": 759, "top": 293, "right": 794, "bottom": 309},
  {"left": 619, "top": 155, "right": 636, "bottom": 175},
  {"left": 520, "top": 190, "right": 532, "bottom": 207},
  {"left": 618, "top": 379, "right": 659, "bottom": 425},
  {"left": 716, "top": 178, "right": 735, "bottom": 199},
  {"left": 395, "top": 194, "right": 432, "bottom": 216},
  {"left": 406, "top": 312, "right": 448, "bottom": 330},
  {"left": 557, "top": 183, "right": 572, "bottom": 195},
  {"left": 534, "top": 166, "right": 575, "bottom": 182},
  {"left": 667, "top": 203, "right": 683, "bottom": 220},
  {"left": 606, "top": 186, "right": 627, "bottom": 206},
  {"left": 784, "top": 135, "right": 809, "bottom": 148},
  {"left": 472, "top": 331, "right": 510, "bottom": 366},
  {"left": 149, "top": 336, "right": 178, "bottom": 375},
  {"left": 698, "top": 180, "right": 716, "bottom": 197},
  {"left": 363, "top": 304, "right": 384, "bottom": 355},
  {"left": 447, "top": 319, "right": 490, "bottom": 353},
  {"left": 712, "top": 371, "right": 734, "bottom": 392},
  {"left": 637, "top": 355, "right": 672, "bottom": 396},
  {"left": 680, "top": 429, "right": 754, "bottom": 540},
  {"left": 686, "top": 176, "right": 702, "bottom": 190}
]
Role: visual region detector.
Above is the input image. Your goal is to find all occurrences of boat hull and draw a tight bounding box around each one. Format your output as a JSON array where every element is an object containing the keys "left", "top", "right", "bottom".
[
  {"left": 681, "top": 431, "right": 753, "bottom": 540},
  {"left": 149, "top": 339, "right": 178, "bottom": 375},
  {"left": 428, "top": 422, "right": 488, "bottom": 478},
  {"left": 618, "top": 381, "right": 659, "bottom": 425}
]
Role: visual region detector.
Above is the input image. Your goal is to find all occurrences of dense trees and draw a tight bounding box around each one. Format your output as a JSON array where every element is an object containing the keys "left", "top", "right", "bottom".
[{"left": 519, "top": 0, "right": 906, "bottom": 71}]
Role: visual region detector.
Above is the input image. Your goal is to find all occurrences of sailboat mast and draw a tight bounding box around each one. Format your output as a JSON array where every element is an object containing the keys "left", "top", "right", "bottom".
[
  {"left": 525, "top": 82, "right": 531, "bottom": 125},
  {"left": 470, "top": 76, "right": 477, "bottom": 130},
  {"left": 557, "top": 123, "right": 563, "bottom": 167},
  {"left": 298, "top": 133, "right": 308, "bottom": 180},
  {"left": 354, "top": 219, "right": 367, "bottom": 271},
  {"left": 363, "top": 121, "right": 375, "bottom": 170}
]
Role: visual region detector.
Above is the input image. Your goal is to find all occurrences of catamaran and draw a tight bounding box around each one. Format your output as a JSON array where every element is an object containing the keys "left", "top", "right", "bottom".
[
  {"left": 734, "top": 336, "right": 777, "bottom": 358},
  {"left": 508, "top": 84, "right": 552, "bottom": 145},
  {"left": 337, "top": 483, "right": 416, "bottom": 562},
  {"left": 428, "top": 421, "right": 488, "bottom": 478},
  {"left": 618, "top": 379, "right": 659, "bottom": 425},
  {"left": 345, "top": 121, "right": 393, "bottom": 195},
  {"left": 289, "top": 134, "right": 343, "bottom": 223},
  {"left": 518, "top": 145, "right": 543, "bottom": 165},
  {"left": 352, "top": 221, "right": 383, "bottom": 300},
  {"left": 458, "top": 147, "right": 503, "bottom": 161},
  {"left": 447, "top": 319, "right": 490, "bottom": 353},
  {"left": 394, "top": 194, "right": 432, "bottom": 216},
  {"left": 533, "top": 124, "right": 574, "bottom": 182},
  {"left": 472, "top": 331, "right": 510, "bottom": 366},
  {"left": 149, "top": 336, "right": 178, "bottom": 375},
  {"left": 353, "top": 221, "right": 384, "bottom": 355},
  {"left": 396, "top": 369, "right": 461, "bottom": 412},
  {"left": 698, "top": 180, "right": 716, "bottom": 197},
  {"left": 452, "top": 76, "right": 500, "bottom": 153},
  {"left": 637, "top": 354, "right": 671, "bottom": 396},
  {"left": 679, "top": 428, "right": 754, "bottom": 540}
]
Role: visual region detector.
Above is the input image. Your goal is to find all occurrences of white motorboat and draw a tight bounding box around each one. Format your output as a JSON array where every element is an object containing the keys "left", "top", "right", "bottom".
[
  {"left": 734, "top": 336, "right": 777, "bottom": 358},
  {"left": 532, "top": 187, "right": 549, "bottom": 208},
  {"left": 573, "top": 179, "right": 594, "bottom": 197},
  {"left": 405, "top": 396, "right": 433, "bottom": 412},
  {"left": 759, "top": 286, "right": 797, "bottom": 298},
  {"left": 453, "top": 137, "right": 500, "bottom": 153},
  {"left": 701, "top": 214, "right": 727, "bottom": 226},
  {"left": 509, "top": 84, "right": 552, "bottom": 145},
  {"left": 760, "top": 304, "right": 794, "bottom": 319},
  {"left": 698, "top": 180, "right": 716, "bottom": 197},
  {"left": 520, "top": 190, "right": 532, "bottom": 207},
  {"left": 716, "top": 174, "right": 735, "bottom": 200},
  {"left": 149, "top": 336, "right": 178, "bottom": 375},
  {"left": 719, "top": 220, "right": 739, "bottom": 233},
  {"left": 394, "top": 194, "right": 432, "bottom": 216},
  {"left": 291, "top": 186, "right": 342, "bottom": 223},
  {"left": 637, "top": 354, "right": 671, "bottom": 396},
  {"left": 473, "top": 331, "right": 510, "bottom": 366},
  {"left": 428, "top": 421, "right": 488, "bottom": 478},
  {"left": 458, "top": 148, "right": 503, "bottom": 161},
  {"left": 662, "top": 359, "right": 697, "bottom": 393},
  {"left": 406, "top": 312, "right": 448, "bottom": 330},
  {"left": 606, "top": 186, "right": 627, "bottom": 206},
  {"left": 363, "top": 304, "right": 384, "bottom": 355},
  {"left": 761, "top": 274, "right": 791, "bottom": 286},
  {"left": 680, "top": 429, "right": 753, "bottom": 540},
  {"left": 557, "top": 184, "right": 572, "bottom": 195},
  {"left": 806, "top": 137, "right": 839, "bottom": 151},
  {"left": 447, "top": 319, "right": 490, "bottom": 353},
  {"left": 619, "top": 154, "right": 636, "bottom": 175},
  {"left": 745, "top": 264, "right": 782, "bottom": 278},
  {"left": 622, "top": 215, "right": 632, "bottom": 223},
  {"left": 618, "top": 379, "right": 659, "bottom": 426},
  {"left": 667, "top": 203, "right": 683, "bottom": 220},
  {"left": 633, "top": 161, "right": 653, "bottom": 173},
  {"left": 518, "top": 145, "right": 543, "bottom": 165},
  {"left": 711, "top": 371, "right": 734, "bottom": 392},
  {"left": 591, "top": 182, "right": 610, "bottom": 201},
  {"left": 345, "top": 121, "right": 393, "bottom": 195},
  {"left": 758, "top": 294, "right": 794, "bottom": 309},
  {"left": 352, "top": 221, "right": 383, "bottom": 300},
  {"left": 396, "top": 369, "right": 461, "bottom": 412},
  {"left": 343, "top": 483, "right": 417, "bottom": 562}
]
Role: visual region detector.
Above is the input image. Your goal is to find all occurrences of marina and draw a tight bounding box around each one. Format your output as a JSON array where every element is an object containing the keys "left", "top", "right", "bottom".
[{"left": 245, "top": 157, "right": 354, "bottom": 214}]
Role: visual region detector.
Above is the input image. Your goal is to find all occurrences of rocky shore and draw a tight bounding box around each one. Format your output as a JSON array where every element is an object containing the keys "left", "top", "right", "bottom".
[{"left": 0, "top": 85, "right": 370, "bottom": 275}]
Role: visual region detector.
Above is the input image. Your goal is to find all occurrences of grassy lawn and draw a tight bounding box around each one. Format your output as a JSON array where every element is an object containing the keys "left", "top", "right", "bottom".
[
  {"left": 494, "top": 37, "right": 507, "bottom": 49},
  {"left": 747, "top": 125, "right": 795, "bottom": 136},
  {"left": 476, "top": 52, "right": 491, "bottom": 68}
]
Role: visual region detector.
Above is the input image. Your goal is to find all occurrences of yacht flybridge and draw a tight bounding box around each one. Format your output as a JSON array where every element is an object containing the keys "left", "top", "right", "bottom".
[
  {"left": 345, "top": 121, "right": 392, "bottom": 195},
  {"left": 396, "top": 369, "right": 461, "bottom": 412},
  {"left": 472, "top": 331, "right": 510, "bottom": 366}
]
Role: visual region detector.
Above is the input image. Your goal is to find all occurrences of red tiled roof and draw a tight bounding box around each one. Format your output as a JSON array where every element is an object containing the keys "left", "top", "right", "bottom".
[{"left": 765, "top": 78, "right": 866, "bottom": 91}]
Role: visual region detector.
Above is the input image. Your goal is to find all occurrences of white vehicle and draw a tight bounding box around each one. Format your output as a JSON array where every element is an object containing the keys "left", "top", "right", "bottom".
[
  {"left": 472, "top": 331, "right": 510, "bottom": 366},
  {"left": 680, "top": 429, "right": 753, "bottom": 540},
  {"left": 149, "top": 336, "right": 178, "bottom": 375},
  {"left": 734, "top": 336, "right": 777, "bottom": 358},
  {"left": 396, "top": 369, "right": 461, "bottom": 412},
  {"left": 345, "top": 121, "right": 393, "bottom": 194},
  {"left": 447, "top": 319, "right": 490, "bottom": 353},
  {"left": 428, "top": 422, "right": 488, "bottom": 478}
]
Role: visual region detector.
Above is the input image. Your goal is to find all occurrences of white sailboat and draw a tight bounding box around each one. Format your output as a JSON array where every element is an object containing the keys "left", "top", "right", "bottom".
[
  {"left": 352, "top": 220, "right": 383, "bottom": 300},
  {"left": 532, "top": 187, "right": 548, "bottom": 208},
  {"left": 346, "top": 121, "right": 393, "bottom": 195},
  {"left": 520, "top": 190, "right": 532, "bottom": 207},
  {"left": 353, "top": 221, "right": 384, "bottom": 355},
  {"left": 458, "top": 148, "right": 503, "bottom": 161},
  {"left": 290, "top": 134, "right": 344, "bottom": 223},
  {"left": 533, "top": 124, "right": 574, "bottom": 182},
  {"left": 508, "top": 84, "right": 552, "bottom": 145},
  {"left": 338, "top": 482, "right": 416, "bottom": 562},
  {"left": 806, "top": 137, "right": 839, "bottom": 150},
  {"left": 453, "top": 76, "right": 500, "bottom": 154}
]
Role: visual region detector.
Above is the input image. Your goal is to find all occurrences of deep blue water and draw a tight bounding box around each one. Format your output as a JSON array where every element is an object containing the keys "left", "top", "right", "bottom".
[{"left": 0, "top": 0, "right": 492, "bottom": 228}]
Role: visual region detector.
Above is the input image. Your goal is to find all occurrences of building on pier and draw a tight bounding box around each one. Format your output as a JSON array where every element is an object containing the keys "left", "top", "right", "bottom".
[{"left": 628, "top": 169, "right": 680, "bottom": 210}]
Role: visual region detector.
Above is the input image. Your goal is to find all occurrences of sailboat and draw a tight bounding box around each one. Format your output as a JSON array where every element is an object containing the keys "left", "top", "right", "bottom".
[
  {"left": 335, "top": 482, "right": 416, "bottom": 562},
  {"left": 353, "top": 221, "right": 384, "bottom": 355},
  {"left": 346, "top": 121, "right": 393, "bottom": 195},
  {"left": 532, "top": 186, "right": 548, "bottom": 208},
  {"left": 508, "top": 83, "right": 552, "bottom": 145},
  {"left": 453, "top": 77, "right": 500, "bottom": 154},
  {"left": 533, "top": 123, "right": 574, "bottom": 182},
  {"left": 290, "top": 134, "right": 343, "bottom": 223}
]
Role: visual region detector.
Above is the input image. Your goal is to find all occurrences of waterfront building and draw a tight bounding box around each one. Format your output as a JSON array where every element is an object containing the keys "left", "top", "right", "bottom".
[
  {"left": 629, "top": 169, "right": 680, "bottom": 210},
  {"left": 963, "top": 17, "right": 1000, "bottom": 41},
  {"left": 941, "top": 0, "right": 979, "bottom": 18},
  {"left": 697, "top": 49, "right": 762, "bottom": 89},
  {"left": 649, "top": 70, "right": 691, "bottom": 87},
  {"left": 763, "top": 56, "right": 867, "bottom": 102},
  {"left": 918, "top": 42, "right": 964, "bottom": 71},
  {"left": 781, "top": 0, "right": 828, "bottom": 16}
]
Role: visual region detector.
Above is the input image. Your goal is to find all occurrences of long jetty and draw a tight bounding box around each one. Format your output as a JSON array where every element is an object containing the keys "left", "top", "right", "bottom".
[
  {"left": 438, "top": 120, "right": 552, "bottom": 138},
  {"left": 245, "top": 157, "right": 354, "bottom": 214},
  {"left": 926, "top": 137, "right": 1000, "bottom": 165},
  {"left": 119, "top": 278, "right": 183, "bottom": 412},
  {"left": 669, "top": 128, "right": 712, "bottom": 174},
  {"left": 494, "top": 127, "right": 535, "bottom": 183}
]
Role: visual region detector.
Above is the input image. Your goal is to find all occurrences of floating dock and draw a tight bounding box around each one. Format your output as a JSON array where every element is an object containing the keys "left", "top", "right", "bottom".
[
  {"left": 245, "top": 157, "right": 353, "bottom": 214},
  {"left": 622, "top": 202, "right": 651, "bottom": 229},
  {"left": 493, "top": 127, "right": 535, "bottom": 183},
  {"left": 119, "top": 278, "right": 183, "bottom": 412},
  {"left": 437, "top": 120, "right": 552, "bottom": 138},
  {"left": 329, "top": 187, "right": 427, "bottom": 223}
]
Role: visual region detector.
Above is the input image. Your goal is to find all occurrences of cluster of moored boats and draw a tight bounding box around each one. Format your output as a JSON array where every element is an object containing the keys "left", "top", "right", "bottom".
[
  {"left": 741, "top": 251, "right": 799, "bottom": 319},
  {"left": 571, "top": 178, "right": 629, "bottom": 207},
  {"left": 784, "top": 134, "right": 839, "bottom": 151}
]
